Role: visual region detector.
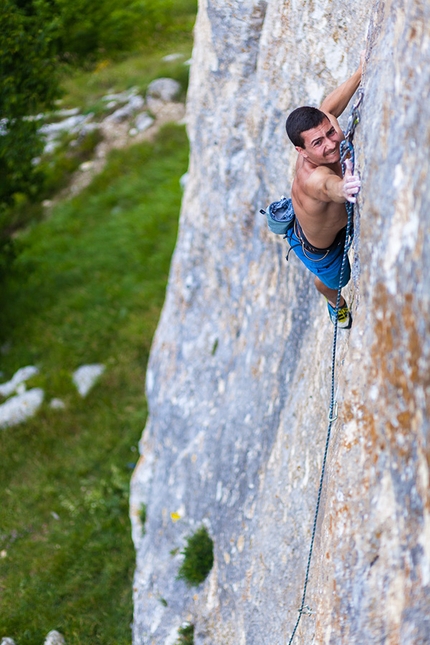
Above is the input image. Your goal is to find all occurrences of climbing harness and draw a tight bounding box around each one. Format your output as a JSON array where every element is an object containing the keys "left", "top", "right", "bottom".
[
  {"left": 292, "top": 218, "right": 348, "bottom": 263},
  {"left": 286, "top": 88, "right": 363, "bottom": 645}
]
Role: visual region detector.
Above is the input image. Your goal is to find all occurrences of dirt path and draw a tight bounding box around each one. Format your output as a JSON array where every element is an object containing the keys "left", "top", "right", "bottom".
[{"left": 46, "top": 101, "right": 186, "bottom": 206}]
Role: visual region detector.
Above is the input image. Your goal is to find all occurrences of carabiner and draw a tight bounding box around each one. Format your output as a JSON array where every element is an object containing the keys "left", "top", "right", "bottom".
[{"left": 328, "top": 401, "right": 338, "bottom": 423}]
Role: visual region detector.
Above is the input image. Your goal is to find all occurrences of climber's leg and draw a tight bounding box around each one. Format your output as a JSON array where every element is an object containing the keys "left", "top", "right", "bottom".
[
  {"left": 313, "top": 277, "right": 344, "bottom": 308},
  {"left": 314, "top": 277, "right": 351, "bottom": 328}
]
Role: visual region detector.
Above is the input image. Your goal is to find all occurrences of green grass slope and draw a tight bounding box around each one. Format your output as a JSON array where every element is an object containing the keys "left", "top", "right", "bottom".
[{"left": 0, "top": 124, "right": 189, "bottom": 645}]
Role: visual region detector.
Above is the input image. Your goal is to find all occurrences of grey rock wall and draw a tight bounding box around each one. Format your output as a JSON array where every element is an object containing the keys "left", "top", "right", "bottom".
[{"left": 130, "top": 0, "right": 430, "bottom": 643}]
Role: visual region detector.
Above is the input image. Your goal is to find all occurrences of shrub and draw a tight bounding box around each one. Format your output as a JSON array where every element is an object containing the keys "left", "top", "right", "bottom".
[
  {"left": 176, "top": 623, "right": 194, "bottom": 645},
  {"left": 0, "top": 0, "right": 60, "bottom": 214},
  {"left": 177, "top": 526, "right": 214, "bottom": 586},
  {"left": 139, "top": 504, "right": 147, "bottom": 533}
]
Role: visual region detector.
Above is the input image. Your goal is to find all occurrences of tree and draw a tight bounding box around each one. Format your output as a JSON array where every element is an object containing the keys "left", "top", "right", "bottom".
[
  {"left": 0, "top": 0, "right": 60, "bottom": 218},
  {"left": 54, "top": 0, "right": 176, "bottom": 65}
]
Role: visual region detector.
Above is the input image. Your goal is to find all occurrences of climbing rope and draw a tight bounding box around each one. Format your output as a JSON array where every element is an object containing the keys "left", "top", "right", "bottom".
[{"left": 287, "top": 88, "right": 363, "bottom": 645}]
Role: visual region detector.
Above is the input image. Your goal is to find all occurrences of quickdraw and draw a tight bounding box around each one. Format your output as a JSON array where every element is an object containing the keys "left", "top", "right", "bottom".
[{"left": 341, "top": 88, "right": 364, "bottom": 166}]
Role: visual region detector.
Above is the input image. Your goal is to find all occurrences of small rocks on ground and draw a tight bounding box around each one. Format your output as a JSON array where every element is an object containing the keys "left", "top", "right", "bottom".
[
  {"left": 134, "top": 113, "right": 154, "bottom": 133},
  {"left": 0, "top": 389, "right": 44, "bottom": 429},
  {"left": 105, "top": 95, "right": 145, "bottom": 124},
  {"left": 38, "top": 114, "right": 96, "bottom": 155},
  {"left": 0, "top": 119, "right": 9, "bottom": 136},
  {"left": 1, "top": 627, "right": 65, "bottom": 644},
  {"left": 129, "top": 113, "right": 154, "bottom": 136},
  {"left": 72, "top": 364, "right": 105, "bottom": 397},
  {"left": 55, "top": 107, "right": 80, "bottom": 117},
  {"left": 162, "top": 53, "right": 184, "bottom": 62},
  {"left": 49, "top": 398, "right": 66, "bottom": 410},
  {"left": 146, "top": 78, "right": 181, "bottom": 103},
  {"left": 102, "top": 87, "right": 139, "bottom": 103},
  {"left": 79, "top": 161, "right": 95, "bottom": 172},
  {"left": 39, "top": 114, "right": 90, "bottom": 137},
  {"left": 33, "top": 76, "right": 186, "bottom": 202},
  {"left": 44, "top": 631, "right": 66, "bottom": 645},
  {"left": 0, "top": 366, "right": 39, "bottom": 398}
]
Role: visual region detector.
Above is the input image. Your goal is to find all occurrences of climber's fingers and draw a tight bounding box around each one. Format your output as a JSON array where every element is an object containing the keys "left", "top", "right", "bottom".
[{"left": 343, "top": 160, "right": 361, "bottom": 203}]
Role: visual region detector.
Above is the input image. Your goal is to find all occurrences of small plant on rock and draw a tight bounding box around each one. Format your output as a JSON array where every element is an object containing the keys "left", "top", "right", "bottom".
[
  {"left": 177, "top": 526, "right": 214, "bottom": 586},
  {"left": 139, "top": 503, "right": 147, "bottom": 534},
  {"left": 176, "top": 622, "right": 194, "bottom": 645}
]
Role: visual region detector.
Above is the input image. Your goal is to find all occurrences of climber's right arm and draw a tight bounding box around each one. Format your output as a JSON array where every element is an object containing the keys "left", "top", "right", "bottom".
[{"left": 304, "top": 160, "right": 361, "bottom": 204}]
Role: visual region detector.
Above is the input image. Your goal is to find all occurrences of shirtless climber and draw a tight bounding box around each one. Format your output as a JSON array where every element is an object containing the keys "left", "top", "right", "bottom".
[{"left": 285, "top": 57, "right": 363, "bottom": 328}]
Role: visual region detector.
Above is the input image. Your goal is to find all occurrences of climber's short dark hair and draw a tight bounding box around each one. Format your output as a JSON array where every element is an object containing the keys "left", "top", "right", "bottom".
[{"left": 285, "top": 106, "right": 328, "bottom": 148}]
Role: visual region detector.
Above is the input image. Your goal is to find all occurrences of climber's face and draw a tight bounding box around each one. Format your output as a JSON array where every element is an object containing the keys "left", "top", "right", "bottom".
[{"left": 296, "top": 118, "right": 342, "bottom": 166}]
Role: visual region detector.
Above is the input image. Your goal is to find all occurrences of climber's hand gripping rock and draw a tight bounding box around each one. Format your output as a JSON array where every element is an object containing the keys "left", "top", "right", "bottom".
[{"left": 342, "top": 158, "right": 361, "bottom": 203}]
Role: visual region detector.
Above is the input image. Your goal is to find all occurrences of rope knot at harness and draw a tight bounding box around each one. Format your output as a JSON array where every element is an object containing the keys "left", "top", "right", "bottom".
[{"left": 286, "top": 88, "right": 363, "bottom": 645}]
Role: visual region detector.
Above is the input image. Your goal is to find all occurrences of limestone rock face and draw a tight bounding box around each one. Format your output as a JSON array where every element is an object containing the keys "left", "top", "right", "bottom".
[{"left": 130, "top": 1, "right": 430, "bottom": 643}]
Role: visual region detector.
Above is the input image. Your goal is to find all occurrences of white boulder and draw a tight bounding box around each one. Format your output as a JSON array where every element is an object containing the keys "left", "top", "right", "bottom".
[
  {"left": 102, "top": 87, "right": 139, "bottom": 103},
  {"left": 134, "top": 113, "right": 154, "bottom": 133},
  {"left": 72, "top": 364, "right": 105, "bottom": 397},
  {"left": 49, "top": 398, "right": 66, "bottom": 410},
  {"left": 0, "top": 366, "right": 39, "bottom": 398},
  {"left": 0, "top": 388, "right": 44, "bottom": 429},
  {"left": 162, "top": 53, "right": 184, "bottom": 62},
  {"left": 39, "top": 114, "right": 88, "bottom": 136},
  {"left": 105, "top": 95, "right": 145, "bottom": 123},
  {"left": 146, "top": 78, "right": 181, "bottom": 103},
  {"left": 44, "top": 631, "right": 66, "bottom": 645},
  {"left": 55, "top": 108, "right": 80, "bottom": 117}
]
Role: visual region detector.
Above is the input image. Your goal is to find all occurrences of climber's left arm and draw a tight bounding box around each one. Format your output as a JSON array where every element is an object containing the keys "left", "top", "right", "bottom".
[{"left": 320, "top": 54, "right": 363, "bottom": 118}]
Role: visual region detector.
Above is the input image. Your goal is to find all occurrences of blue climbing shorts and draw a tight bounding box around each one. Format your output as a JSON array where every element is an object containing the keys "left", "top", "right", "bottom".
[{"left": 285, "top": 221, "right": 351, "bottom": 290}]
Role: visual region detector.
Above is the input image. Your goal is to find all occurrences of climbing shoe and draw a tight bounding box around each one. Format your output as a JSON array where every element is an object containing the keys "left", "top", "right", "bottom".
[{"left": 327, "top": 300, "right": 352, "bottom": 329}]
